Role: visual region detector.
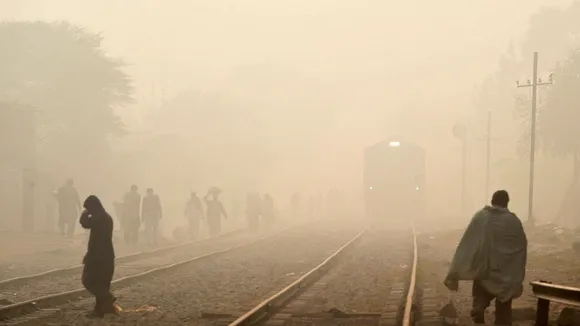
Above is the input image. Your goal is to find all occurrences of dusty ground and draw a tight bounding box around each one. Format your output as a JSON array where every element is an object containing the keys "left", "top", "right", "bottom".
[{"left": 418, "top": 223, "right": 580, "bottom": 326}]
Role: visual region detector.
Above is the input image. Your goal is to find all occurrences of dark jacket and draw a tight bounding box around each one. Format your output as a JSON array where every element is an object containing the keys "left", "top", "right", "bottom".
[
  {"left": 80, "top": 209, "right": 115, "bottom": 264},
  {"left": 142, "top": 194, "right": 162, "bottom": 222}
]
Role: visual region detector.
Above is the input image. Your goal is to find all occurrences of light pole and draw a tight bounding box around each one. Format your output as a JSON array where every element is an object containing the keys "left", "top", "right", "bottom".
[
  {"left": 485, "top": 111, "right": 491, "bottom": 202},
  {"left": 453, "top": 122, "right": 468, "bottom": 213},
  {"left": 516, "top": 52, "right": 553, "bottom": 225}
]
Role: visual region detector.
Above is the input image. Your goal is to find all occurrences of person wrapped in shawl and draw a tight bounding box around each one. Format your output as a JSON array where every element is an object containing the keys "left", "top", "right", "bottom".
[{"left": 444, "top": 190, "right": 527, "bottom": 325}]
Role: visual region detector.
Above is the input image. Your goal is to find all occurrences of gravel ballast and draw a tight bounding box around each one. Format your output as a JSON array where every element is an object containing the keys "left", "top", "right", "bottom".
[
  {"left": 0, "top": 223, "right": 244, "bottom": 280},
  {"left": 25, "top": 222, "right": 364, "bottom": 325},
  {"left": 417, "top": 223, "right": 580, "bottom": 326},
  {"left": 291, "top": 225, "right": 413, "bottom": 314},
  {"left": 0, "top": 224, "right": 292, "bottom": 303}
]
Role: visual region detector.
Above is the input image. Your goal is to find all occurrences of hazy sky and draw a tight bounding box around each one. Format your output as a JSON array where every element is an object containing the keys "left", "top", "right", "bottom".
[
  {"left": 1, "top": 0, "right": 575, "bottom": 220},
  {"left": 1, "top": 0, "right": 573, "bottom": 99}
]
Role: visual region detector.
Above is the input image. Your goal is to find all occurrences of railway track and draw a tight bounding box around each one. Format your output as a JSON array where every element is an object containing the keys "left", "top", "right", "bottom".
[
  {"left": 228, "top": 221, "right": 421, "bottom": 326},
  {"left": 0, "top": 228, "right": 244, "bottom": 289},
  {"left": 7, "top": 221, "right": 366, "bottom": 325},
  {"left": 0, "top": 221, "right": 306, "bottom": 325}
]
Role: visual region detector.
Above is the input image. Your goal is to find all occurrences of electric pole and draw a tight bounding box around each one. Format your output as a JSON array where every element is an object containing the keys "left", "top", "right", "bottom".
[
  {"left": 453, "top": 122, "right": 468, "bottom": 213},
  {"left": 516, "top": 52, "right": 553, "bottom": 225},
  {"left": 485, "top": 111, "right": 491, "bottom": 202},
  {"left": 473, "top": 111, "right": 499, "bottom": 205}
]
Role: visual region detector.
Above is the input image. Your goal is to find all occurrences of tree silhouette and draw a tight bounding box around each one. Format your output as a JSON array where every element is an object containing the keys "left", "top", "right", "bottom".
[{"left": 0, "top": 21, "right": 133, "bottom": 169}]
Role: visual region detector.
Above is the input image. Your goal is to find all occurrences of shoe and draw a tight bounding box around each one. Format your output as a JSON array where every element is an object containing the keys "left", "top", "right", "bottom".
[
  {"left": 85, "top": 310, "right": 104, "bottom": 319},
  {"left": 102, "top": 295, "right": 119, "bottom": 315}
]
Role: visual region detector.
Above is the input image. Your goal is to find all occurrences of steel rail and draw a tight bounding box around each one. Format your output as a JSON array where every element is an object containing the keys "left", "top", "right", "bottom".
[
  {"left": 402, "top": 222, "right": 418, "bottom": 326},
  {"left": 0, "top": 224, "right": 303, "bottom": 322},
  {"left": 0, "top": 228, "right": 245, "bottom": 287},
  {"left": 229, "top": 227, "right": 368, "bottom": 326}
]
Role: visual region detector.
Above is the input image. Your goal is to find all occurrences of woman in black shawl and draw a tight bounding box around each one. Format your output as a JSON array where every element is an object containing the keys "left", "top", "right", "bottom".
[{"left": 79, "top": 195, "right": 117, "bottom": 318}]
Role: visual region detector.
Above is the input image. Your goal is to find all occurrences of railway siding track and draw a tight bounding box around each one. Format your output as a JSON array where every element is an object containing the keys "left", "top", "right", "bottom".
[
  {"left": 228, "top": 223, "right": 419, "bottom": 326},
  {"left": 0, "top": 222, "right": 306, "bottom": 324},
  {"left": 0, "top": 228, "right": 256, "bottom": 304},
  {"left": 0, "top": 228, "right": 244, "bottom": 288}
]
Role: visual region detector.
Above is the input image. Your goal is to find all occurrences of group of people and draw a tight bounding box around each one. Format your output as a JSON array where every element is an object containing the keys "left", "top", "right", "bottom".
[
  {"left": 245, "top": 192, "right": 275, "bottom": 231},
  {"left": 113, "top": 185, "right": 163, "bottom": 245},
  {"left": 290, "top": 189, "right": 343, "bottom": 219},
  {"left": 71, "top": 183, "right": 529, "bottom": 322},
  {"left": 184, "top": 187, "right": 228, "bottom": 239}
]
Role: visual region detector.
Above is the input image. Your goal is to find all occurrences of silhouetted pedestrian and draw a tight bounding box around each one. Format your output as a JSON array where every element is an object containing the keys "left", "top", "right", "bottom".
[
  {"left": 122, "top": 185, "right": 141, "bottom": 244},
  {"left": 79, "top": 195, "right": 117, "bottom": 319},
  {"left": 142, "top": 188, "right": 162, "bottom": 245},
  {"left": 56, "top": 179, "right": 81, "bottom": 238},
  {"left": 444, "top": 190, "right": 527, "bottom": 325},
  {"left": 185, "top": 192, "right": 203, "bottom": 240},
  {"left": 204, "top": 187, "right": 227, "bottom": 236}
]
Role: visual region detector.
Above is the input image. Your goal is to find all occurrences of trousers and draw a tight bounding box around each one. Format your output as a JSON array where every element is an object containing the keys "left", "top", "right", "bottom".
[
  {"left": 471, "top": 281, "right": 512, "bottom": 325},
  {"left": 59, "top": 216, "right": 76, "bottom": 237},
  {"left": 82, "top": 260, "right": 115, "bottom": 317}
]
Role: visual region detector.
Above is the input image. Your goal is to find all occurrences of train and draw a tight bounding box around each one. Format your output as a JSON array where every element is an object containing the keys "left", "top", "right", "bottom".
[{"left": 363, "top": 140, "right": 426, "bottom": 220}]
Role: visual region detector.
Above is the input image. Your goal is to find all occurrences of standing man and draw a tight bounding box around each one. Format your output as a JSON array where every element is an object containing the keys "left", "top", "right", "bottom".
[
  {"left": 444, "top": 190, "right": 527, "bottom": 325},
  {"left": 122, "top": 185, "right": 141, "bottom": 244},
  {"left": 141, "top": 188, "right": 162, "bottom": 245},
  {"left": 204, "top": 187, "right": 227, "bottom": 237},
  {"left": 185, "top": 192, "right": 203, "bottom": 240},
  {"left": 56, "top": 179, "right": 81, "bottom": 238}
]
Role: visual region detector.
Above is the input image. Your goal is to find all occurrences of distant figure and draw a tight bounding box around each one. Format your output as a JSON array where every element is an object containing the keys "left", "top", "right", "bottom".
[
  {"left": 56, "top": 179, "right": 81, "bottom": 238},
  {"left": 315, "top": 193, "right": 324, "bottom": 216},
  {"left": 185, "top": 192, "right": 203, "bottom": 240},
  {"left": 245, "top": 193, "right": 261, "bottom": 231},
  {"left": 444, "top": 190, "right": 527, "bottom": 325},
  {"left": 112, "top": 201, "right": 122, "bottom": 227},
  {"left": 122, "top": 185, "right": 141, "bottom": 244},
  {"left": 308, "top": 195, "right": 317, "bottom": 218},
  {"left": 204, "top": 187, "right": 227, "bottom": 237},
  {"left": 142, "top": 188, "right": 162, "bottom": 245},
  {"left": 262, "top": 193, "right": 275, "bottom": 227},
  {"left": 291, "top": 193, "right": 301, "bottom": 219},
  {"left": 79, "top": 195, "right": 117, "bottom": 319}
]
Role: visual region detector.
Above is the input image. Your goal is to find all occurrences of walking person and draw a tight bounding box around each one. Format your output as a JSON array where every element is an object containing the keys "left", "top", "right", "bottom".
[
  {"left": 142, "top": 188, "right": 162, "bottom": 245},
  {"left": 204, "top": 187, "right": 227, "bottom": 237},
  {"left": 185, "top": 192, "right": 203, "bottom": 240},
  {"left": 444, "top": 190, "right": 527, "bottom": 325},
  {"left": 262, "top": 193, "right": 275, "bottom": 228},
  {"left": 79, "top": 195, "right": 117, "bottom": 319},
  {"left": 56, "top": 179, "right": 82, "bottom": 238},
  {"left": 122, "top": 185, "right": 141, "bottom": 244}
]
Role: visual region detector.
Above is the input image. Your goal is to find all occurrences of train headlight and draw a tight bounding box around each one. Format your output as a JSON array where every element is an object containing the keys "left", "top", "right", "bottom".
[
  {"left": 369, "top": 186, "right": 373, "bottom": 190},
  {"left": 389, "top": 141, "right": 401, "bottom": 147},
  {"left": 415, "top": 186, "right": 419, "bottom": 191}
]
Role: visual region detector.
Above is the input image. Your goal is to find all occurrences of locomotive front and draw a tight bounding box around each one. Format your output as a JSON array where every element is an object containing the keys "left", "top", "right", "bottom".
[{"left": 363, "top": 140, "right": 425, "bottom": 220}]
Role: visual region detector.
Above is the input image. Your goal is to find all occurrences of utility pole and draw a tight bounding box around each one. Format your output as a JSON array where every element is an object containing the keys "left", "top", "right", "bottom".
[
  {"left": 516, "top": 52, "right": 553, "bottom": 225},
  {"left": 453, "top": 122, "right": 468, "bottom": 213},
  {"left": 485, "top": 111, "right": 491, "bottom": 202}
]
